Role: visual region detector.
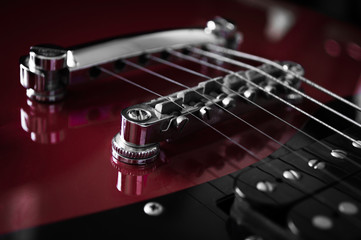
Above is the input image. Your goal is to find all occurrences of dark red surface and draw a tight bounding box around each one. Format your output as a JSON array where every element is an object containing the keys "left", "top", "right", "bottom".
[{"left": 1, "top": 0, "right": 361, "bottom": 235}]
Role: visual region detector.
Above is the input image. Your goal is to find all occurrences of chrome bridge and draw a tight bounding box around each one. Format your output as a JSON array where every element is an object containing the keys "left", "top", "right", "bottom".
[
  {"left": 19, "top": 17, "right": 304, "bottom": 165},
  {"left": 112, "top": 61, "right": 304, "bottom": 164}
]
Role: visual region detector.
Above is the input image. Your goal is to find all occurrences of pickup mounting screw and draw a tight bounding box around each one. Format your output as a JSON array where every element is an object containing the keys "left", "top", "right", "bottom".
[{"left": 144, "top": 202, "right": 164, "bottom": 216}]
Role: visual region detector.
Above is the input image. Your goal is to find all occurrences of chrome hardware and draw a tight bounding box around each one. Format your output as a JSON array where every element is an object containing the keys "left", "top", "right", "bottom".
[
  {"left": 330, "top": 149, "right": 347, "bottom": 159},
  {"left": 352, "top": 140, "right": 361, "bottom": 148},
  {"left": 338, "top": 201, "right": 358, "bottom": 215},
  {"left": 143, "top": 202, "right": 164, "bottom": 216},
  {"left": 308, "top": 159, "right": 326, "bottom": 170},
  {"left": 112, "top": 61, "right": 304, "bottom": 164},
  {"left": 205, "top": 17, "right": 243, "bottom": 49},
  {"left": 256, "top": 181, "right": 276, "bottom": 192},
  {"left": 312, "top": 215, "right": 333, "bottom": 230},
  {"left": 20, "top": 18, "right": 241, "bottom": 102},
  {"left": 282, "top": 169, "right": 301, "bottom": 181}
]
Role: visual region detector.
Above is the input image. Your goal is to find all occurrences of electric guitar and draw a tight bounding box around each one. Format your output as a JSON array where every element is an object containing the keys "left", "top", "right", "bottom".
[{"left": 1, "top": 0, "right": 361, "bottom": 239}]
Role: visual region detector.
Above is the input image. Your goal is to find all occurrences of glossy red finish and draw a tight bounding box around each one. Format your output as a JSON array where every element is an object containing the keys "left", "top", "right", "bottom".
[{"left": 1, "top": 0, "right": 361, "bottom": 235}]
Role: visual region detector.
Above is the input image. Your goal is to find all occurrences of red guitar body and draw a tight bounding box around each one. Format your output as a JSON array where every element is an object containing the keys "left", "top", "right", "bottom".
[{"left": 1, "top": 0, "right": 361, "bottom": 239}]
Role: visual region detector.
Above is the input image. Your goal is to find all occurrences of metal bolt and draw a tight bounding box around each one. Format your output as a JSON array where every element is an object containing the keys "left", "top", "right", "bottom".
[
  {"left": 312, "top": 215, "right": 333, "bottom": 230},
  {"left": 283, "top": 169, "right": 301, "bottom": 181},
  {"left": 308, "top": 159, "right": 326, "bottom": 170},
  {"left": 256, "top": 181, "right": 276, "bottom": 192},
  {"left": 338, "top": 201, "right": 358, "bottom": 215},
  {"left": 144, "top": 202, "right": 164, "bottom": 216},
  {"left": 330, "top": 149, "right": 347, "bottom": 159},
  {"left": 127, "top": 108, "right": 152, "bottom": 121}
]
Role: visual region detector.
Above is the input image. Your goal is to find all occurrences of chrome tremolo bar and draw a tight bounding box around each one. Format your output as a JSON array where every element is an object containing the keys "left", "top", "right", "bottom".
[
  {"left": 112, "top": 61, "right": 304, "bottom": 164},
  {"left": 19, "top": 17, "right": 241, "bottom": 102}
]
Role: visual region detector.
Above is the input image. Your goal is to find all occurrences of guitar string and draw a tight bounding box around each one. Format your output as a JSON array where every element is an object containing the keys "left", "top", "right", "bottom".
[
  {"left": 107, "top": 59, "right": 361, "bottom": 201},
  {"left": 98, "top": 66, "right": 261, "bottom": 161},
  {"left": 207, "top": 43, "right": 361, "bottom": 113},
  {"left": 169, "top": 49, "right": 359, "bottom": 144},
  {"left": 191, "top": 47, "right": 361, "bottom": 132},
  {"left": 124, "top": 59, "right": 293, "bottom": 151},
  {"left": 149, "top": 54, "right": 332, "bottom": 151},
  {"left": 100, "top": 64, "right": 361, "bottom": 231},
  {"left": 166, "top": 49, "right": 361, "bottom": 197},
  {"left": 148, "top": 55, "right": 361, "bottom": 191}
]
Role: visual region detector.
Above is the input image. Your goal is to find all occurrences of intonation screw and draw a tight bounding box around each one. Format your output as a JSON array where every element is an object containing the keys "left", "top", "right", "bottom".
[{"left": 127, "top": 108, "right": 152, "bottom": 121}]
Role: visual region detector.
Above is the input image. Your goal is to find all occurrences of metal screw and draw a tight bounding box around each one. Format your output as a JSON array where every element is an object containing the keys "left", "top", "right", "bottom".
[
  {"left": 283, "top": 169, "right": 301, "bottom": 181},
  {"left": 338, "top": 201, "right": 358, "bottom": 215},
  {"left": 312, "top": 215, "right": 333, "bottom": 230},
  {"left": 330, "top": 149, "right": 347, "bottom": 159},
  {"left": 308, "top": 159, "right": 326, "bottom": 170},
  {"left": 127, "top": 108, "right": 152, "bottom": 121},
  {"left": 256, "top": 181, "right": 276, "bottom": 192},
  {"left": 144, "top": 202, "right": 164, "bottom": 216}
]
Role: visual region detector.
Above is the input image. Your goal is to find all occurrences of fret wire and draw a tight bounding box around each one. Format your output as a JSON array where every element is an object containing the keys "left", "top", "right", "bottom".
[
  {"left": 123, "top": 59, "right": 292, "bottom": 151},
  {"left": 207, "top": 43, "right": 361, "bottom": 113},
  {"left": 98, "top": 66, "right": 261, "bottom": 161},
  {"left": 192, "top": 47, "right": 361, "bottom": 131},
  {"left": 168, "top": 49, "right": 357, "bottom": 143},
  {"left": 149, "top": 54, "right": 332, "bottom": 151}
]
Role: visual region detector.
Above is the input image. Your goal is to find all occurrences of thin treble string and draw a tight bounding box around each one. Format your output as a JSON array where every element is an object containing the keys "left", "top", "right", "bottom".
[
  {"left": 149, "top": 54, "right": 333, "bottom": 151},
  {"left": 191, "top": 47, "right": 361, "bottom": 132},
  {"left": 207, "top": 43, "right": 361, "bottom": 113},
  {"left": 98, "top": 67, "right": 261, "bottom": 161},
  {"left": 123, "top": 59, "right": 292, "bottom": 151},
  {"left": 168, "top": 49, "right": 358, "bottom": 144}
]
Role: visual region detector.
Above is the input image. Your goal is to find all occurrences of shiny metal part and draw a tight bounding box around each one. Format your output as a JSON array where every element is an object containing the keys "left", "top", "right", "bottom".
[
  {"left": 282, "top": 169, "right": 301, "bottom": 181},
  {"left": 143, "top": 202, "right": 164, "bottom": 216},
  {"left": 20, "top": 18, "right": 240, "bottom": 102},
  {"left": 338, "top": 201, "right": 358, "bottom": 215},
  {"left": 330, "top": 149, "right": 347, "bottom": 159},
  {"left": 113, "top": 61, "right": 303, "bottom": 164},
  {"left": 308, "top": 159, "right": 326, "bottom": 170},
  {"left": 312, "top": 215, "right": 333, "bottom": 230},
  {"left": 256, "top": 181, "right": 276, "bottom": 192}
]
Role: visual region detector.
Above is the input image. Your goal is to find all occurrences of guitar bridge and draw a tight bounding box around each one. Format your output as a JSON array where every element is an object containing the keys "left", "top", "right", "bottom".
[
  {"left": 19, "top": 17, "right": 304, "bottom": 165},
  {"left": 112, "top": 61, "right": 304, "bottom": 164}
]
